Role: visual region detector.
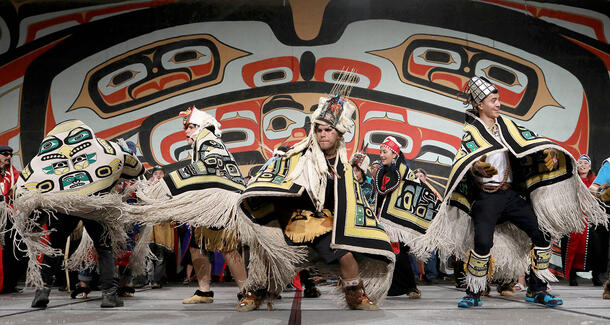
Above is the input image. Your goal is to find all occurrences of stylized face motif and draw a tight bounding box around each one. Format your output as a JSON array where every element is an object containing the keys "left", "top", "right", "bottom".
[
  {"left": 38, "top": 123, "right": 97, "bottom": 178},
  {"left": 18, "top": 120, "right": 138, "bottom": 195},
  {"left": 59, "top": 171, "right": 93, "bottom": 190}
]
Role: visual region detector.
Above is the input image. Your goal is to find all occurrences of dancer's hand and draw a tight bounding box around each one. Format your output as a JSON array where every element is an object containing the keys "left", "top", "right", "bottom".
[
  {"left": 472, "top": 155, "right": 498, "bottom": 177},
  {"left": 543, "top": 149, "right": 558, "bottom": 171},
  {"left": 601, "top": 184, "right": 610, "bottom": 202}
]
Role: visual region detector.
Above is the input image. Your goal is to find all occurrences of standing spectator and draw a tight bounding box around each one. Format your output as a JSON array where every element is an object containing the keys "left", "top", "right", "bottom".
[
  {"left": 369, "top": 160, "right": 381, "bottom": 180},
  {"left": 591, "top": 157, "right": 610, "bottom": 298},
  {"left": 0, "top": 145, "right": 25, "bottom": 294},
  {"left": 351, "top": 152, "right": 375, "bottom": 205},
  {"left": 561, "top": 154, "right": 598, "bottom": 286}
]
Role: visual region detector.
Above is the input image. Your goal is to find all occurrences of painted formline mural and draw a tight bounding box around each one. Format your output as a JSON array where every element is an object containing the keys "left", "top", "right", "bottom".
[{"left": 0, "top": 0, "right": 608, "bottom": 196}]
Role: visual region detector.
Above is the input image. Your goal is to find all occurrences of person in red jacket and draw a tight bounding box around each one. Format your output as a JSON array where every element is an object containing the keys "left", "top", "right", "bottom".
[{"left": 0, "top": 145, "right": 25, "bottom": 294}]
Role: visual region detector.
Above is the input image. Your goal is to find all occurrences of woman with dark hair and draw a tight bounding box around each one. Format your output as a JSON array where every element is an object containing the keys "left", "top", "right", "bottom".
[
  {"left": 374, "top": 136, "right": 421, "bottom": 299},
  {"left": 561, "top": 154, "right": 601, "bottom": 286}
]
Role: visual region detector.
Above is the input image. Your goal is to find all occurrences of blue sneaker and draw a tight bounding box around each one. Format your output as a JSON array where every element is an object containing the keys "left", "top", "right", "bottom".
[
  {"left": 525, "top": 291, "right": 563, "bottom": 307},
  {"left": 458, "top": 295, "right": 482, "bottom": 308}
]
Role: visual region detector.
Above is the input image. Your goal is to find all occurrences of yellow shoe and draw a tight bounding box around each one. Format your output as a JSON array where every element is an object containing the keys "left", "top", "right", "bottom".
[
  {"left": 351, "top": 295, "right": 379, "bottom": 310},
  {"left": 603, "top": 280, "right": 610, "bottom": 300},
  {"left": 407, "top": 289, "right": 421, "bottom": 299},
  {"left": 497, "top": 283, "right": 515, "bottom": 297},
  {"left": 182, "top": 290, "right": 214, "bottom": 304},
  {"left": 344, "top": 281, "right": 379, "bottom": 310},
  {"left": 236, "top": 291, "right": 263, "bottom": 312}
]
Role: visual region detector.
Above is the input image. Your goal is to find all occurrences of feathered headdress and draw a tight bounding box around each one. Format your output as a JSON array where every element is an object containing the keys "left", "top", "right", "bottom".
[{"left": 285, "top": 68, "right": 359, "bottom": 211}]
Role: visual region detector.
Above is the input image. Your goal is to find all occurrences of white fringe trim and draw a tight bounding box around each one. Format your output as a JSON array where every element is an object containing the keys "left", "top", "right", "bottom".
[
  {"left": 10, "top": 191, "right": 129, "bottom": 287},
  {"left": 532, "top": 267, "right": 558, "bottom": 283},
  {"left": 465, "top": 273, "right": 488, "bottom": 294},
  {"left": 237, "top": 209, "right": 308, "bottom": 295},
  {"left": 66, "top": 228, "right": 95, "bottom": 271},
  {"left": 530, "top": 175, "right": 607, "bottom": 239},
  {"left": 411, "top": 202, "right": 531, "bottom": 284},
  {"left": 128, "top": 224, "right": 154, "bottom": 276},
  {"left": 123, "top": 182, "right": 241, "bottom": 233},
  {"left": 381, "top": 219, "right": 423, "bottom": 245}
]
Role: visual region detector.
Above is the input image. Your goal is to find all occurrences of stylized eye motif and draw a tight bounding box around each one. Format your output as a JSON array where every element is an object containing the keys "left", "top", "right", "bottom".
[
  {"left": 39, "top": 137, "right": 62, "bottom": 154},
  {"left": 411, "top": 47, "right": 461, "bottom": 69},
  {"left": 161, "top": 46, "right": 212, "bottom": 70},
  {"left": 322, "top": 69, "right": 371, "bottom": 89},
  {"left": 97, "top": 63, "right": 148, "bottom": 96},
  {"left": 421, "top": 50, "right": 454, "bottom": 64},
  {"left": 481, "top": 65, "right": 521, "bottom": 87},
  {"left": 266, "top": 115, "right": 296, "bottom": 132},
  {"left": 65, "top": 128, "right": 93, "bottom": 144},
  {"left": 330, "top": 71, "right": 360, "bottom": 84},
  {"left": 72, "top": 154, "right": 87, "bottom": 164},
  {"left": 109, "top": 70, "right": 139, "bottom": 87},
  {"left": 262, "top": 70, "right": 287, "bottom": 82},
  {"left": 475, "top": 60, "right": 527, "bottom": 93},
  {"left": 54, "top": 161, "right": 69, "bottom": 169}
]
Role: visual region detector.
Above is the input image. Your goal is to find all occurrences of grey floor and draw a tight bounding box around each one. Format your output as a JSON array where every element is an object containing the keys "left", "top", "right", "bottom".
[{"left": 0, "top": 282, "right": 609, "bottom": 325}]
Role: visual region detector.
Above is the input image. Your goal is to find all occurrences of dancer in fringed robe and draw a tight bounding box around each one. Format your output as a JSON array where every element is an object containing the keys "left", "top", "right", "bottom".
[
  {"left": 375, "top": 136, "right": 442, "bottom": 299},
  {"left": 413, "top": 76, "right": 607, "bottom": 308},
  {"left": 8, "top": 120, "right": 144, "bottom": 308},
  {"left": 120, "top": 106, "right": 248, "bottom": 307},
  {"left": 236, "top": 85, "right": 395, "bottom": 311}
]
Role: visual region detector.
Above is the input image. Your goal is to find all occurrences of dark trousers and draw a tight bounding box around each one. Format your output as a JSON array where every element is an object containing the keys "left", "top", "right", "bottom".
[
  {"left": 2, "top": 218, "right": 27, "bottom": 292},
  {"left": 149, "top": 243, "right": 169, "bottom": 283},
  {"left": 40, "top": 212, "right": 116, "bottom": 291},
  {"left": 388, "top": 243, "right": 418, "bottom": 295},
  {"left": 589, "top": 225, "right": 609, "bottom": 276},
  {"left": 471, "top": 188, "right": 548, "bottom": 256}
]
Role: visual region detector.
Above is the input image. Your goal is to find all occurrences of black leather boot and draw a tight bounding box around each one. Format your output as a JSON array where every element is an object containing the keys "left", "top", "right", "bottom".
[
  {"left": 31, "top": 287, "right": 51, "bottom": 308},
  {"left": 101, "top": 289, "right": 124, "bottom": 308}
]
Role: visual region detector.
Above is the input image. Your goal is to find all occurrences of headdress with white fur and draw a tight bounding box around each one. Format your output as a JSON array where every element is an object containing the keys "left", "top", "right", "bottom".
[{"left": 179, "top": 106, "right": 222, "bottom": 139}]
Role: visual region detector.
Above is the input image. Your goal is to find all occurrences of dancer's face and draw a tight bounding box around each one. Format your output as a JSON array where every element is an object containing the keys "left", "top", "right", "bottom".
[
  {"left": 315, "top": 124, "right": 340, "bottom": 157},
  {"left": 477, "top": 93, "right": 501, "bottom": 120},
  {"left": 379, "top": 146, "right": 397, "bottom": 167},
  {"left": 185, "top": 124, "right": 200, "bottom": 145}
]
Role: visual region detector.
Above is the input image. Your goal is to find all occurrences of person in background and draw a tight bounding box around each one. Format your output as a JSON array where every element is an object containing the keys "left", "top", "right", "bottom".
[
  {"left": 369, "top": 160, "right": 381, "bottom": 180},
  {"left": 351, "top": 152, "right": 375, "bottom": 205},
  {"left": 147, "top": 165, "right": 174, "bottom": 289},
  {"left": 375, "top": 137, "right": 421, "bottom": 299},
  {"left": 561, "top": 154, "right": 599, "bottom": 286},
  {"left": 590, "top": 156, "right": 610, "bottom": 298},
  {"left": 0, "top": 145, "right": 25, "bottom": 294}
]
